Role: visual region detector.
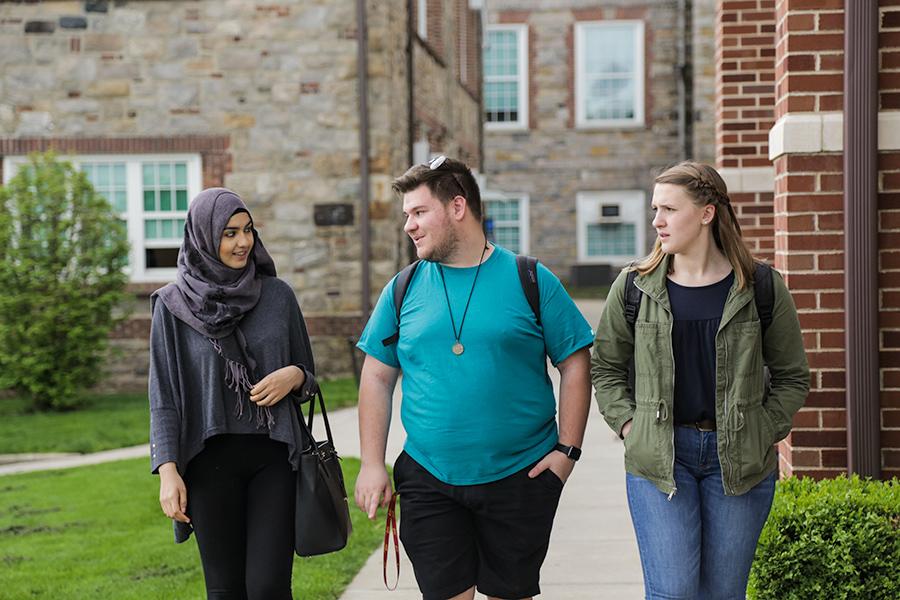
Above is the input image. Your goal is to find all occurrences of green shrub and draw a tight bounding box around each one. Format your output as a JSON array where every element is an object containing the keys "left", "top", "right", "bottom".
[
  {"left": 749, "top": 474, "right": 900, "bottom": 600},
  {"left": 0, "top": 152, "right": 130, "bottom": 410}
]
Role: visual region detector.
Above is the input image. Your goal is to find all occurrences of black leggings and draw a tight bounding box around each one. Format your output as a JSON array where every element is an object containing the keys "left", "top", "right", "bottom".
[{"left": 184, "top": 434, "right": 295, "bottom": 600}]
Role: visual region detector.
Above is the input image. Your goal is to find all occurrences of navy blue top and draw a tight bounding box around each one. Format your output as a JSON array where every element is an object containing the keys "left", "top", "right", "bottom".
[{"left": 666, "top": 271, "right": 734, "bottom": 425}]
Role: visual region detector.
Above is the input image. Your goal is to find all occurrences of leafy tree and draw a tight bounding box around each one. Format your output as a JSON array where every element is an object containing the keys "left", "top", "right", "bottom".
[{"left": 0, "top": 152, "right": 130, "bottom": 410}]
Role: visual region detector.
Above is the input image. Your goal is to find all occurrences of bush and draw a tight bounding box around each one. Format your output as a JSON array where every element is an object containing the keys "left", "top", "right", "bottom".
[
  {"left": 749, "top": 474, "right": 900, "bottom": 600},
  {"left": 0, "top": 152, "right": 130, "bottom": 410}
]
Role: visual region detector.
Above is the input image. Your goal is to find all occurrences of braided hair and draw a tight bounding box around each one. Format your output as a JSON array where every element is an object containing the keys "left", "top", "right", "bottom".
[{"left": 634, "top": 161, "right": 757, "bottom": 290}]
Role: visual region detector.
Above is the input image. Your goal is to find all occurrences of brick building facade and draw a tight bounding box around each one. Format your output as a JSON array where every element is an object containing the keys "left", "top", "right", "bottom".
[
  {"left": 715, "top": 0, "right": 898, "bottom": 479},
  {"left": 0, "top": 0, "right": 482, "bottom": 385}
]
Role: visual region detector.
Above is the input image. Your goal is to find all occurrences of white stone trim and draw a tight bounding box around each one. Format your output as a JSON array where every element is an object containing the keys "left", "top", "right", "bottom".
[
  {"left": 718, "top": 167, "right": 775, "bottom": 194},
  {"left": 769, "top": 111, "right": 900, "bottom": 160}
]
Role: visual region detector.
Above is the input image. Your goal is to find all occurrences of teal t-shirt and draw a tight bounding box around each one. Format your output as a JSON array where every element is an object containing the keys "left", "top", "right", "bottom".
[{"left": 357, "top": 245, "right": 594, "bottom": 485}]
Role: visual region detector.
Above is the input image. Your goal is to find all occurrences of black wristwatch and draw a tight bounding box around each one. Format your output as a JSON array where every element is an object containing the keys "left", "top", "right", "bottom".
[{"left": 554, "top": 443, "right": 582, "bottom": 462}]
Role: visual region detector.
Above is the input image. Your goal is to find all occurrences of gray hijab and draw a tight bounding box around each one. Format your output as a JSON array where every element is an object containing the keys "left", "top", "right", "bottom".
[{"left": 152, "top": 188, "right": 277, "bottom": 426}]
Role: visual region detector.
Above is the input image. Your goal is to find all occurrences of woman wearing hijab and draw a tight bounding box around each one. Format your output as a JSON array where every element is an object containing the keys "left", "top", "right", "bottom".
[{"left": 149, "top": 188, "right": 315, "bottom": 599}]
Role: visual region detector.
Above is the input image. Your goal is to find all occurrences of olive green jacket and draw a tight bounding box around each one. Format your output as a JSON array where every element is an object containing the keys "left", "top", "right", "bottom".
[{"left": 591, "top": 257, "right": 810, "bottom": 496}]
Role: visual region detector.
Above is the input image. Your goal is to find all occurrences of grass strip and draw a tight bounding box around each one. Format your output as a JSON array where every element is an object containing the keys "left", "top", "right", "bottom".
[
  {"left": 0, "top": 456, "right": 383, "bottom": 599},
  {"left": 0, "top": 378, "right": 358, "bottom": 455}
]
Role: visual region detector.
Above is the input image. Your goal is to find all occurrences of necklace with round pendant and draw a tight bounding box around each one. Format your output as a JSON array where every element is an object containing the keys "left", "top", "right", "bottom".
[{"left": 438, "top": 242, "right": 488, "bottom": 357}]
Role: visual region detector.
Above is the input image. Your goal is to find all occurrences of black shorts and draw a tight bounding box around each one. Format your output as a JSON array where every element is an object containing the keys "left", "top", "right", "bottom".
[{"left": 393, "top": 450, "right": 564, "bottom": 600}]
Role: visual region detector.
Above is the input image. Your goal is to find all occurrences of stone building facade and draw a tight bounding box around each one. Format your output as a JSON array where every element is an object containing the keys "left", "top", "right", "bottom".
[
  {"left": 0, "top": 0, "right": 482, "bottom": 386},
  {"left": 481, "top": 0, "right": 716, "bottom": 283}
]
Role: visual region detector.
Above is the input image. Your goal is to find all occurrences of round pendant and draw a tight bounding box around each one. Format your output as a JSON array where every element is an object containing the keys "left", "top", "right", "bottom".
[{"left": 452, "top": 342, "right": 464, "bottom": 355}]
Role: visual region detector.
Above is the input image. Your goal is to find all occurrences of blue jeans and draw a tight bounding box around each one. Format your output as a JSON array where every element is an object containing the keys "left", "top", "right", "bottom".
[{"left": 626, "top": 427, "right": 776, "bottom": 600}]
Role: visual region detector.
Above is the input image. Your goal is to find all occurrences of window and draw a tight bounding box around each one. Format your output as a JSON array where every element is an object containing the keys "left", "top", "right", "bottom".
[
  {"left": 576, "top": 191, "right": 646, "bottom": 263},
  {"left": 575, "top": 20, "right": 644, "bottom": 128},
  {"left": 484, "top": 25, "right": 528, "bottom": 130},
  {"left": 484, "top": 193, "right": 529, "bottom": 254},
  {"left": 3, "top": 154, "right": 201, "bottom": 282}
]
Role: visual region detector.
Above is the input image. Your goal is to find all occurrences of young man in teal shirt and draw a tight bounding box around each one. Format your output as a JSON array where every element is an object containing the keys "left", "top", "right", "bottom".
[{"left": 355, "top": 156, "right": 593, "bottom": 600}]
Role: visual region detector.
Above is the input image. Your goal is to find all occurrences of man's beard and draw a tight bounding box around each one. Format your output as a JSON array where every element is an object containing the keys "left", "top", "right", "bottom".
[{"left": 420, "top": 225, "right": 460, "bottom": 263}]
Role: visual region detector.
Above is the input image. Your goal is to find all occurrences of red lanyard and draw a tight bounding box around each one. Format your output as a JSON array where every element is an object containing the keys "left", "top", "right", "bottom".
[{"left": 383, "top": 492, "right": 400, "bottom": 590}]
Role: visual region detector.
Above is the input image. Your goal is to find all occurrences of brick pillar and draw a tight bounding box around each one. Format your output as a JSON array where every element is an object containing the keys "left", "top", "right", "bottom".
[
  {"left": 715, "top": 1, "right": 777, "bottom": 262},
  {"left": 770, "top": 0, "right": 846, "bottom": 478}
]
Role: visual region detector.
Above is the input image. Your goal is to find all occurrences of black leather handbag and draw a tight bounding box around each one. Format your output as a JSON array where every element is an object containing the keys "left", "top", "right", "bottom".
[{"left": 294, "top": 386, "right": 352, "bottom": 556}]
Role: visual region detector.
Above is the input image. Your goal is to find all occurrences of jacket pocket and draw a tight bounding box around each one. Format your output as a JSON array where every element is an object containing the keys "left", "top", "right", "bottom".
[
  {"left": 738, "top": 403, "right": 776, "bottom": 481},
  {"left": 624, "top": 402, "right": 667, "bottom": 481},
  {"left": 634, "top": 321, "right": 672, "bottom": 401},
  {"left": 725, "top": 320, "right": 764, "bottom": 397}
]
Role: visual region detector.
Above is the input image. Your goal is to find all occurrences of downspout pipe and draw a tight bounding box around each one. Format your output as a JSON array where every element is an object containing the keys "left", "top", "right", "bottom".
[
  {"left": 407, "top": 0, "right": 415, "bottom": 168},
  {"left": 676, "top": 0, "right": 687, "bottom": 161},
  {"left": 843, "top": 1, "right": 879, "bottom": 478},
  {"left": 357, "top": 0, "right": 372, "bottom": 317},
  {"left": 406, "top": 0, "right": 416, "bottom": 265}
]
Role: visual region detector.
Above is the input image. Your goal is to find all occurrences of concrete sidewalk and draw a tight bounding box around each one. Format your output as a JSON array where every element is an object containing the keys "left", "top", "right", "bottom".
[{"left": 336, "top": 298, "right": 644, "bottom": 599}]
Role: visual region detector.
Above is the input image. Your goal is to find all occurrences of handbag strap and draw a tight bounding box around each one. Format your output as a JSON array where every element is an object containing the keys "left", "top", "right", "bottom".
[
  {"left": 383, "top": 491, "right": 400, "bottom": 591},
  {"left": 298, "top": 386, "right": 336, "bottom": 449}
]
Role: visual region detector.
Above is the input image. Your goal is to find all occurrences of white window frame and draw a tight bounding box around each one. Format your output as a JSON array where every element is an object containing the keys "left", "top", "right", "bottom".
[
  {"left": 483, "top": 191, "right": 529, "bottom": 255},
  {"left": 576, "top": 190, "right": 646, "bottom": 264},
  {"left": 575, "top": 20, "right": 645, "bottom": 129},
  {"left": 484, "top": 24, "right": 529, "bottom": 131},
  {"left": 2, "top": 153, "right": 202, "bottom": 283}
]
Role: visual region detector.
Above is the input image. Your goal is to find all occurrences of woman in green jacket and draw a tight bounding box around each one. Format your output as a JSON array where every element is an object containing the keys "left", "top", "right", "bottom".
[{"left": 591, "top": 162, "right": 809, "bottom": 600}]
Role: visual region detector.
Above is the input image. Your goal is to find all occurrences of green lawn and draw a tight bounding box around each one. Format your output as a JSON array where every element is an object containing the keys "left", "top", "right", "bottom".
[
  {"left": 0, "top": 456, "right": 385, "bottom": 599},
  {"left": 564, "top": 284, "right": 611, "bottom": 300},
  {"left": 0, "top": 378, "right": 358, "bottom": 455}
]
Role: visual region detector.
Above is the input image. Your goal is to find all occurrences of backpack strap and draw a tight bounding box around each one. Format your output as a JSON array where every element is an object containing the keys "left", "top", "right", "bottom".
[
  {"left": 753, "top": 261, "right": 775, "bottom": 338},
  {"left": 624, "top": 269, "right": 642, "bottom": 332},
  {"left": 516, "top": 254, "right": 541, "bottom": 327},
  {"left": 381, "top": 260, "right": 420, "bottom": 347}
]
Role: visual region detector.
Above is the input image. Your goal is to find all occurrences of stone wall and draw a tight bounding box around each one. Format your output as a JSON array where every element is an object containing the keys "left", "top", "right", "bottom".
[{"left": 0, "top": 0, "right": 481, "bottom": 386}]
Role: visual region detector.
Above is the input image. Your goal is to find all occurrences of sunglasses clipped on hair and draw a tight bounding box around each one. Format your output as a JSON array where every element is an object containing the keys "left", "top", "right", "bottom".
[{"left": 428, "top": 155, "right": 447, "bottom": 170}]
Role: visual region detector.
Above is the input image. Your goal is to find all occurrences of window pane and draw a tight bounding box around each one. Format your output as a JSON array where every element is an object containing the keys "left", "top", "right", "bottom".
[
  {"left": 494, "top": 226, "right": 520, "bottom": 254},
  {"left": 586, "top": 77, "right": 635, "bottom": 120},
  {"left": 114, "top": 164, "right": 126, "bottom": 186},
  {"left": 146, "top": 247, "right": 179, "bottom": 269},
  {"left": 584, "top": 25, "right": 635, "bottom": 74},
  {"left": 144, "top": 190, "right": 156, "bottom": 211},
  {"left": 587, "top": 223, "right": 636, "bottom": 256},
  {"left": 159, "top": 190, "right": 172, "bottom": 212},
  {"left": 145, "top": 220, "right": 158, "bottom": 240},
  {"left": 159, "top": 164, "right": 172, "bottom": 186},
  {"left": 175, "top": 164, "right": 187, "bottom": 186},
  {"left": 581, "top": 23, "right": 639, "bottom": 122},
  {"left": 113, "top": 191, "right": 127, "bottom": 212},
  {"left": 81, "top": 161, "right": 128, "bottom": 214},
  {"left": 176, "top": 190, "right": 188, "bottom": 211},
  {"left": 142, "top": 164, "right": 155, "bottom": 186},
  {"left": 97, "top": 165, "right": 110, "bottom": 187},
  {"left": 484, "top": 198, "right": 523, "bottom": 254},
  {"left": 484, "top": 28, "right": 523, "bottom": 124},
  {"left": 161, "top": 219, "right": 174, "bottom": 239}
]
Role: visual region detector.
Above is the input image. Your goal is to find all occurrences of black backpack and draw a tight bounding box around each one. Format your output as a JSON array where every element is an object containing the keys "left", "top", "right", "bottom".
[
  {"left": 380, "top": 255, "right": 542, "bottom": 347},
  {"left": 622, "top": 261, "right": 775, "bottom": 335}
]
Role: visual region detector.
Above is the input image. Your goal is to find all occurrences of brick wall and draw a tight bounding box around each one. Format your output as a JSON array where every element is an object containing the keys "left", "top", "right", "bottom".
[
  {"left": 771, "top": 0, "right": 846, "bottom": 479},
  {"left": 715, "top": 0, "right": 777, "bottom": 263}
]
